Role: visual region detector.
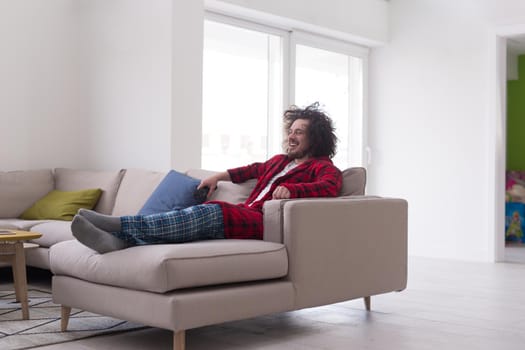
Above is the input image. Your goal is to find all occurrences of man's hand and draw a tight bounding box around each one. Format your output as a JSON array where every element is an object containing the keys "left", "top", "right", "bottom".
[
  {"left": 272, "top": 185, "right": 291, "bottom": 199},
  {"left": 198, "top": 171, "right": 231, "bottom": 199}
]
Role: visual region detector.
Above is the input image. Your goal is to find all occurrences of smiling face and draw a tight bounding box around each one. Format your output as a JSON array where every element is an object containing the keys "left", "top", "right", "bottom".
[{"left": 286, "top": 119, "right": 311, "bottom": 162}]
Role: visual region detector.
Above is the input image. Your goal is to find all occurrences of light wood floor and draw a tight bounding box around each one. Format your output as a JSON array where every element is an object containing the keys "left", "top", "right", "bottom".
[{"left": 2, "top": 256, "right": 525, "bottom": 350}]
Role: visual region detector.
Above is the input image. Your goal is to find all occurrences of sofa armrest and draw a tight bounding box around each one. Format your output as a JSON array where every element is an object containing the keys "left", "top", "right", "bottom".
[
  {"left": 262, "top": 196, "right": 381, "bottom": 243},
  {"left": 275, "top": 196, "right": 408, "bottom": 309}
]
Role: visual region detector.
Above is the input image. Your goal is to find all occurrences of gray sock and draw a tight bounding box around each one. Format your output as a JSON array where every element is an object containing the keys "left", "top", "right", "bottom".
[
  {"left": 71, "top": 215, "right": 129, "bottom": 254},
  {"left": 77, "top": 208, "right": 121, "bottom": 232}
]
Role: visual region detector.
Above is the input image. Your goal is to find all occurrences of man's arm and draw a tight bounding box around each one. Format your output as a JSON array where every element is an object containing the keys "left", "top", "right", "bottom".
[{"left": 228, "top": 155, "right": 286, "bottom": 184}]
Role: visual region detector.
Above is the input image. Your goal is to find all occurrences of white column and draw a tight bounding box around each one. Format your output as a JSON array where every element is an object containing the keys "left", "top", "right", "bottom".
[{"left": 171, "top": 0, "right": 204, "bottom": 170}]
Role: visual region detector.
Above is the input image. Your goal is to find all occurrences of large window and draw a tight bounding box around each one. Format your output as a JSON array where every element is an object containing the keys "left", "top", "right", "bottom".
[
  {"left": 293, "top": 34, "right": 366, "bottom": 168},
  {"left": 202, "top": 15, "right": 367, "bottom": 171},
  {"left": 202, "top": 19, "right": 283, "bottom": 170}
]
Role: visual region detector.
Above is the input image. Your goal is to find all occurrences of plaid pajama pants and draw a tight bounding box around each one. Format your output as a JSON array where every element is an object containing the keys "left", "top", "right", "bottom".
[{"left": 114, "top": 204, "right": 225, "bottom": 245}]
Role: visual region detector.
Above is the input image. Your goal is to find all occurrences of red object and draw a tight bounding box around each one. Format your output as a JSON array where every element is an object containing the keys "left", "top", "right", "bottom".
[{"left": 209, "top": 154, "right": 342, "bottom": 239}]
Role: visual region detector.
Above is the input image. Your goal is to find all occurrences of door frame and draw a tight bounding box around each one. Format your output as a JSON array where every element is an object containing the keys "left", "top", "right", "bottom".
[{"left": 492, "top": 24, "right": 525, "bottom": 261}]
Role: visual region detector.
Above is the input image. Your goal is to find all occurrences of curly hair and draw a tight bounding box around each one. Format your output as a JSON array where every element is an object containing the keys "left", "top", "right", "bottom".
[{"left": 283, "top": 102, "right": 338, "bottom": 159}]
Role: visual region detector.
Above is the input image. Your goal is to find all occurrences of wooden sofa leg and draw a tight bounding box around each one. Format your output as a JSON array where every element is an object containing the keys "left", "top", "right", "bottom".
[
  {"left": 363, "top": 296, "right": 371, "bottom": 311},
  {"left": 174, "top": 330, "right": 185, "bottom": 350},
  {"left": 61, "top": 306, "right": 72, "bottom": 331}
]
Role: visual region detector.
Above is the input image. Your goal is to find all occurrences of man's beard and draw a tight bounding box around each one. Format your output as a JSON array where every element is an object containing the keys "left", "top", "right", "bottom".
[{"left": 287, "top": 148, "right": 309, "bottom": 160}]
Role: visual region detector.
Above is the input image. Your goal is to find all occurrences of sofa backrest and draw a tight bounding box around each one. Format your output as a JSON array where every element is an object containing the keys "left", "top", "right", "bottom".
[
  {"left": 111, "top": 169, "right": 167, "bottom": 216},
  {"left": 1, "top": 166, "right": 366, "bottom": 219},
  {"left": 340, "top": 167, "right": 366, "bottom": 196},
  {"left": 0, "top": 169, "right": 54, "bottom": 218},
  {"left": 54, "top": 168, "right": 125, "bottom": 215},
  {"left": 188, "top": 167, "right": 366, "bottom": 199},
  {"left": 111, "top": 166, "right": 365, "bottom": 216},
  {"left": 112, "top": 168, "right": 257, "bottom": 216},
  {"left": 186, "top": 169, "right": 256, "bottom": 204}
]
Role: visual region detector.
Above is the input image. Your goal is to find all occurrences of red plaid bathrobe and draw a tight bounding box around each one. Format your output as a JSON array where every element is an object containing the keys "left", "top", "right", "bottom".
[{"left": 208, "top": 154, "right": 342, "bottom": 240}]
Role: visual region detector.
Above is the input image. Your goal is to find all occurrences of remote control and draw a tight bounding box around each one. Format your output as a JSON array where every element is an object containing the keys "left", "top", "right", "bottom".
[{"left": 194, "top": 186, "right": 210, "bottom": 203}]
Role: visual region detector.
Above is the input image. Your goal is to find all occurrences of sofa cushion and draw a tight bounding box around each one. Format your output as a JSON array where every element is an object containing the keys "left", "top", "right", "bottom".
[
  {"left": 138, "top": 170, "right": 201, "bottom": 215},
  {"left": 30, "top": 221, "right": 73, "bottom": 248},
  {"left": 111, "top": 169, "right": 166, "bottom": 216},
  {"left": 0, "top": 219, "right": 51, "bottom": 231},
  {"left": 186, "top": 169, "right": 256, "bottom": 204},
  {"left": 50, "top": 239, "right": 288, "bottom": 293},
  {"left": 0, "top": 169, "right": 54, "bottom": 218},
  {"left": 19, "top": 189, "right": 102, "bottom": 221},
  {"left": 0, "top": 219, "right": 20, "bottom": 229},
  {"left": 340, "top": 167, "right": 366, "bottom": 196},
  {"left": 54, "top": 168, "right": 125, "bottom": 215}
]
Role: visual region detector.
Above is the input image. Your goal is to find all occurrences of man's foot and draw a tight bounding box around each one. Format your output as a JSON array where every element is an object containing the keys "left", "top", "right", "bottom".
[
  {"left": 71, "top": 215, "right": 129, "bottom": 254},
  {"left": 77, "top": 208, "right": 121, "bottom": 232}
]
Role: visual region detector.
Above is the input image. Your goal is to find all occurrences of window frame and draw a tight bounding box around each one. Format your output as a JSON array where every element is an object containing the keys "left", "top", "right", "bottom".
[
  {"left": 204, "top": 12, "right": 290, "bottom": 162},
  {"left": 203, "top": 11, "right": 369, "bottom": 168},
  {"left": 290, "top": 30, "right": 369, "bottom": 167}
]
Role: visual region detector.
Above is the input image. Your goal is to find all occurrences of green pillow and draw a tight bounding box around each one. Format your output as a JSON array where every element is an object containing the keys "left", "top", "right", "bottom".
[{"left": 19, "top": 189, "right": 102, "bottom": 221}]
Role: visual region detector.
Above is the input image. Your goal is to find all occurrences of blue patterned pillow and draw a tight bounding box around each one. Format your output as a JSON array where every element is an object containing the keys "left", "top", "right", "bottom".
[{"left": 138, "top": 170, "right": 201, "bottom": 215}]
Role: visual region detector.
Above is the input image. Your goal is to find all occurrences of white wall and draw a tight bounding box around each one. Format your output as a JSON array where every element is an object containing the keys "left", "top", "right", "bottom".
[
  {"left": 0, "top": 0, "right": 173, "bottom": 171},
  {"left": 367, "top": 0, "right": 525, "bottom": 261},
  {"left": 171, "top": 0, "right": 204, "bottom": 171},
  {"left": 0, "top": 0, "right": 87, "bottom": 171},
  {"left": 80, "top": 0, "right": 172, "bottom": 171}
]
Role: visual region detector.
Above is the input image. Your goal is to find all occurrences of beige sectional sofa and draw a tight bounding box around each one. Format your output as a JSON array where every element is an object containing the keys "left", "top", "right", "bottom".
[
  {"left": 0, "top": 168, "right": 126, "bottom": 269},
  {"left": 0, "top": 167, "right": 408, "bottom": 350}
]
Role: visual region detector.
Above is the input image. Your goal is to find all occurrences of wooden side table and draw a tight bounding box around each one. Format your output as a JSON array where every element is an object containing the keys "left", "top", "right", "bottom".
[{"left": 0, "top": 229, "right": 42, "bottom": 320}]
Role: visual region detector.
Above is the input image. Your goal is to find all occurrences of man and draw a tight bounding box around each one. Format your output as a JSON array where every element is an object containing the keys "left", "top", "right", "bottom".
[{"left": 72, "top": 102, "right": 342, "bottom": 253}]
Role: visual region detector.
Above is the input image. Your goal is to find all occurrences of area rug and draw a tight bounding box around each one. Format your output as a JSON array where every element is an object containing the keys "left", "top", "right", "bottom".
[{"left": 0, "top": 289, "right": 147, "bottom": 350}]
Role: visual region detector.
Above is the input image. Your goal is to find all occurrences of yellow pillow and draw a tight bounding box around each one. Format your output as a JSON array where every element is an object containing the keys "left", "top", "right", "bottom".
[{"left": 19, "top": 189, "right": 102, "bottom": 221}]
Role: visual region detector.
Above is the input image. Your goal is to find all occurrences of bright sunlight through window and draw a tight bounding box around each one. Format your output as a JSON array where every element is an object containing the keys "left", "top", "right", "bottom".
[
  {"left": 295, "top": 44, "right": 364, "bottom": 168},
  {"left": 203, "top": 16, "right": 366, "bottom": 171},
  {"left": 202, "top": 20, "right": 282, "bottom": 171}
]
